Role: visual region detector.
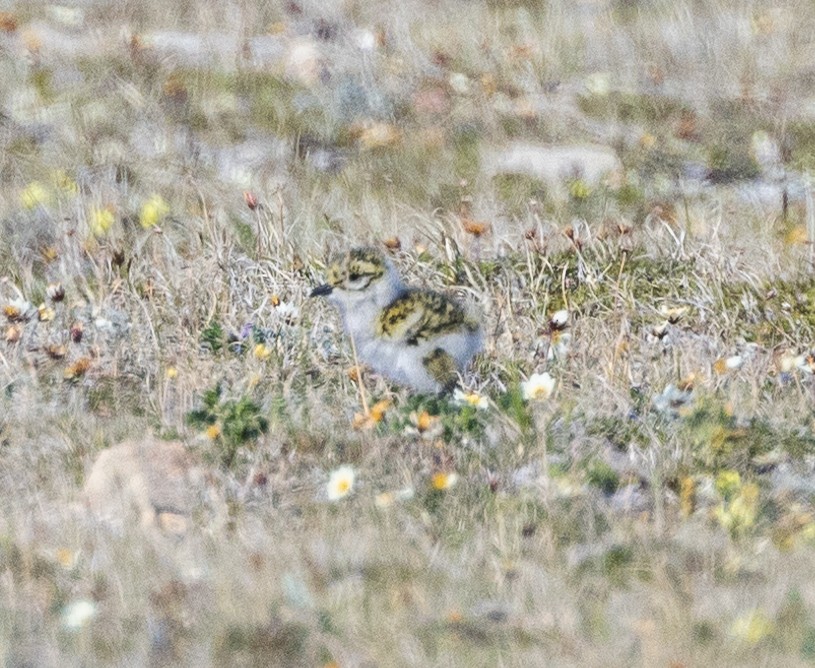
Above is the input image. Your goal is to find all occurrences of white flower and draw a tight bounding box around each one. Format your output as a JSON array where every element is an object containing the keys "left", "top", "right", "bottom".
[
  {"left": 652, "top": 383, "right": 693, "bottom": 415},
  {"left": 374, "top": 492, "right": 395, "bottom": 508},
  {"left": 375, "top": 486, "right": 415, "bottom": 508},
  {"left": 61, "top": 599, "right": 97, "bottom": 630},
  {"left": 779, "top": 353, "right": 798, "bottom": 373},
  {"left": 3, "top": 297, "right": 34, "bottom": 321},
  {"left": 798, "top": 354, "right": 815, "bottom": 375},
  {"left": 585, "top": 72, "right": 611, "bottom": 96},
  {"left": 354, "top": 28, "right": 379, "bottom": 51},
  {"left": 94, "top": 317, "right": 113, "bottom": 331},
  {"left": 550, "top": 309, "right": 569, "bottom": 330},
  {"left": 449, "top": 72, "right": 471, "bottom": 95},
  {"left": 432, "top": 471, "right": 458, "bottom": 490},
  {"left": 273, "top": 300, "right": 299, "bottom": 323},
  {"left": 548, "top": 331, "right": 572, "bottom": 360},
  {"left": 326, "top": 465, "right": 355, "bottom": 501},
  {"left": 453, "top": 389, "right": 488, "bottom": 410},
  {"left": 659, "top": 304, "right": 689, "bottom": 324},
  {"left": 521, "top": 372, "right": 556, "bottom": 402}
]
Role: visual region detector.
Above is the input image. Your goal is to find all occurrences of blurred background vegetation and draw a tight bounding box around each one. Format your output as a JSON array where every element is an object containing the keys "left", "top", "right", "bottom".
[{"left": 2, "top": 0, "right": 815, "bottom": 665}]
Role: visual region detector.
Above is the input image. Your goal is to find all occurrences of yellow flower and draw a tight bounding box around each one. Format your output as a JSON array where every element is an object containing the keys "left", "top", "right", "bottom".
[
  {"left": 20, "top": 181, "right": 52, "bottom": 209},
  {"left": 414, "top": 410, "right": 434, "bottom": 432},
  {"left": 90, "top": 207, "right": 115, "bottom": 237},
  {"left": 56, "top": 548, "right": 78, "bottom": 569},
  {"left": 453, "top": 389, "right": 488, "bottom": 410},
  {"left": 139, "top": 194, "right": 169, "bottom": 228},
  {"left": 45, "top": 344, "right": 67, "bottom": 359},
  {"left": 784, "top": 225, "right": 809, "bottom": 246},
  {"left": 729, "top": 483, "right": 759, "bottom": 526},
  {"left": 369, "top": 399, "right": 391, "bottom": 422},
  {"left": 206, "top": 424, "right": 221, "bottom": 440},
  {"left": 52, "top": 170, "right": 78, "bottom": 195},
  {"left": 254, "top": 343, "right": 272, "bottom": 360},
  {"left": 715, "top": 470, "right": 741, "bottom": 499},
  {"left": 357, "top": 122, "right": 400, "bottom": 150},
  {"left": 714, "top": 355, "right": 743, "bottom": 375},
  {"left": 165, "top": 367, "right": 178, "bottom": 379},
  {"left": 800, "top": 521, "right": 815, "bottom": 543},
  {"left": 405, "top": 410, "right": 443, "bottom": 440},
  {"left": 715, "top": 481, "right": 760, "bottom": 535},
  {"left": 568, "top": 179, "right": 590, "bottom": 199},
  {"left": 639, "top": 132, "right": 657, "bottom": 149},
  {"left": 679, "top": 476, "right": 695, "bottom": 517},
  {"left": 431, "top": 471, "right": 458, "bottom": 490},
  {"left": 353, "top": 399, "right": 392, "bottom": 430},
  {"left": 374, "top": 492, "right": 395, "bottom": 508},
  {"left": 327, "top": 465, "right": 355, "bottom": 501},
  {"left": 375, "top": 487, "right": 415, "bottom": 507},
  {"left": 521, "top": 372, "right": 555, "bottom": 402},
  {"left": 63, "top": 357, "right": 91, "bottom": 380},
  {"left": 37, "top": 303, "right": 55, "bottom": 322},
  {"left": 731, "top": 609, "right": 773, "bottom": 644}
]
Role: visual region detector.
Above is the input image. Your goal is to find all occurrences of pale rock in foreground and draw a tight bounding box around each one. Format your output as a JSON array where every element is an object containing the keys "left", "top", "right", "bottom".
[{"left": 83, "top": 437, "right": 212, "bottom": 534}]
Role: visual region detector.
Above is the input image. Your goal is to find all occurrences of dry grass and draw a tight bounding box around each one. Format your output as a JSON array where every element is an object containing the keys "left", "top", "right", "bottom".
[{"left": 3, "top": 0, "right": 815, "bottom": 665}]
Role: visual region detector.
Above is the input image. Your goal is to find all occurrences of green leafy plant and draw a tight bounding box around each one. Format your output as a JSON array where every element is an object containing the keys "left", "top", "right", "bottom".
[
  {"left": 186, "top": 384, "right": 269, "bottom": 468},
  {"left": 200, "top": 321, "right": 226, "bottom": 354},
  {"left": 390, "top": 393, "right": 489, "bottom": 443}
]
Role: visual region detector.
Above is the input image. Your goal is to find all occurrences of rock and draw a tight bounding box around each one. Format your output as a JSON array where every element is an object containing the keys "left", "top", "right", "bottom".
[
  {"left": 483, "top": 142, "right": 623, "bottom": 199},
  {"left": 285, "top": 37, "right": 322, "bottom": 87},
  {"left": 82, "top": 437, "right": 211, "bottom": 534}
]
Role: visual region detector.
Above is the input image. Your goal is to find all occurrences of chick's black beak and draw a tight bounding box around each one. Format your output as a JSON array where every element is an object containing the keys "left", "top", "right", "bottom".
[{"left": 310, "top": 284, "right": 333, "bottom": 297}]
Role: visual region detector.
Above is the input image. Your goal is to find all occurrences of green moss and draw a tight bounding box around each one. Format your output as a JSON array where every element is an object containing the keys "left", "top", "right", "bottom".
[
  {"left": 706, "top": 143, "right": 760, "bottom": 182},
  {"left": 213, "top": 619, "right": 309, "bottom": 666},
  {"left": 787, "top": 121, "right": 815, "bottom": 172},
  {"left": 714, "top": 279, "right": 815, "bottom": 346},
  {"left": 496, "top": 382, "right": 533, "bottom": 434},
  {"left": 585, "top": 461, "right": 620, "bottom": 495},
  {"left": 231, "top": 218, "right": 256, "bottom": 254},
  {"left": 29, "top": 67, "right": 55, "bottom": 103},
  {"left": 693, "top": 620, "right": 718, "bottom": 646},
  {"left": 629, "top": 145, "right": 688, "bottom": 180},
  {"left": 493, "top": 173, "right": 549, "bottom": 216},
  {"left": 486, "top": 0, "right": 547, "bottom": 8},
  {"left": 452, "top": 123, "right": 482, "bottom": 181},
  {"left": 350, "top": 137, "right": 459, "bottom": 210},
  {"left": 586, "top": 415, "right": 649, "bottom": 451},
  {"left": 577, "top": 92, "right": 688, "bottom": 125},
  {"left": 245, "top": 73, "right": 330, "bottom": 139},
  {"left": 679, "top": 400, "right": 815, "bottom": 471}
]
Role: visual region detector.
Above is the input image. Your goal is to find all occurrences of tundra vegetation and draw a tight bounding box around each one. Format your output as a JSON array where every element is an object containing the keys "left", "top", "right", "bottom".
[{"left": 2, "top": 0, "right": 815, "bottom": 665}]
